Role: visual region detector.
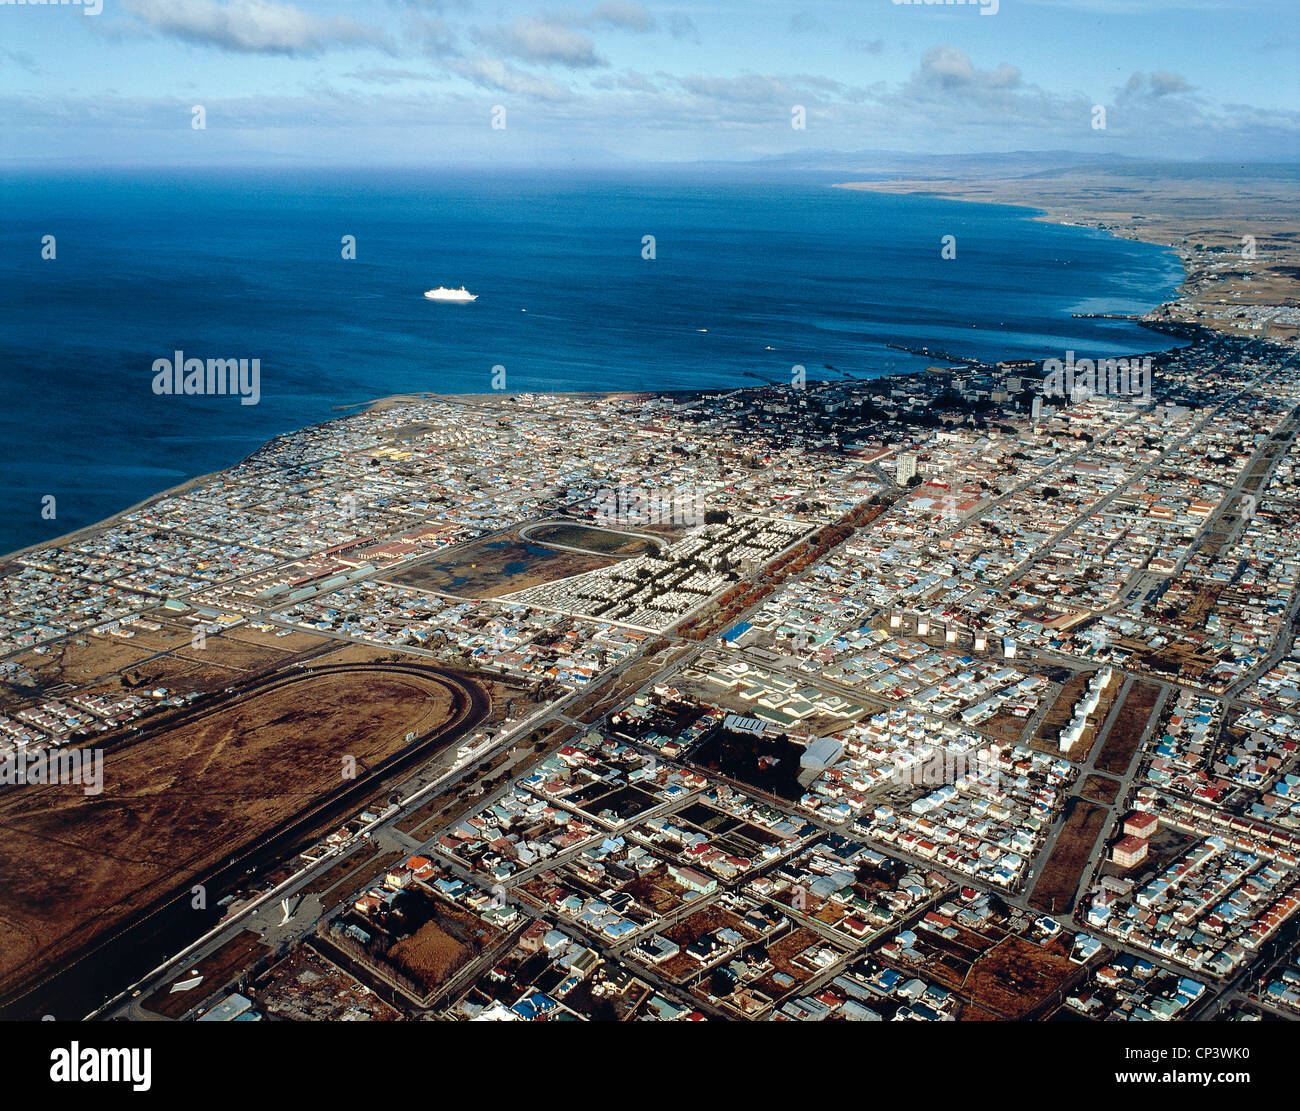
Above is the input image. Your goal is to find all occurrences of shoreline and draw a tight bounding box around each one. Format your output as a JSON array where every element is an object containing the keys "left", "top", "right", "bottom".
[
  {"left": 831, "top": 179, "right": 1197, "bottom": 305},
  {"left": 1, "top": 185, "right": 1218, "bottom": 567},
  {"left": 0, "top": 387, "right": 726, "bottom": 565},
  {"left": 0, "top": 329, "right": 1205, "bottom": 569},
  {"left": 832, "top": 174, "right": 1300, "bottom": 344}
]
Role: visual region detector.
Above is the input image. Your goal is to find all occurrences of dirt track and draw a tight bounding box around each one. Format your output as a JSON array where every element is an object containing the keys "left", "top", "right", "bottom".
[{"left": 0, "top": 660, "right": 488, "bottom": 1013}]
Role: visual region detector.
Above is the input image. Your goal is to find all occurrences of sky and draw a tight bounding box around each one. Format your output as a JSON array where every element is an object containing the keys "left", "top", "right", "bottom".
[{"left": 1, "top": 0, "right": 1297, "bottom": 167}]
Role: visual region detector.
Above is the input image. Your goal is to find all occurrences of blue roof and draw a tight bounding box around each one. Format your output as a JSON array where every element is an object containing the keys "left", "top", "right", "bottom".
[{"left": 511, "top": 991, "right": 559, "bottom": 1020}]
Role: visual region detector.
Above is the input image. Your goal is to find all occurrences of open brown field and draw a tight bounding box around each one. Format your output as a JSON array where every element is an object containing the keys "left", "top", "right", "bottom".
[
  {"left": 387, "top": 921, "right": 470, "bottom": 990},
  {"left": 533, "top": 721, "right": 580, "bottom": 750},
  {"left": 976, "top": 707, "right": 1030, "bottom": 742},
  {"left": 170, "top": 632, "right": 302, "bottom": 673},
  {"left": 0, "top": 662, "right": 479, "bottom": 1006},
  {"left": 112, "top": 654, "right": 235, "bottom": 691},
  {"left": 1028, "top": 799, "right": 1109, "bottom": 914},
  {"left": 222, "top": 624, "right": 326, "bottom": 652},
  {"left": 1095, "top": 679, "right": 1162, "bottom": 777},
  {"left": 523, "top": 521, "right": 661, "bottom": 557},
  {"left": 141, "top": 930, "right": 269, "bottom": 1019},
  {"left": 9, "top": 635, "right": 160, "bottom": 690},
  {"left": 960, "top": 934, "right": 1079, "bottom": 1020},
  {"left": 1080, "top": 774, "right": 1122, "bottom": 805},
  {"left": 83, "top": 627, "right": 190, "bottom": 661},
  {"left": 957, "top": 1002, "right": 1005, "bottom": 1021},
  {"left": 99, "top": 619, "right": 199, "bottom": 654}
]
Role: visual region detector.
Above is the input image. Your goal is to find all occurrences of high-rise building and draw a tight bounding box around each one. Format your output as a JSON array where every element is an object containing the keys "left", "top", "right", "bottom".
[{"left": 896, "top": 453, "right": 918, "bottom": 485}]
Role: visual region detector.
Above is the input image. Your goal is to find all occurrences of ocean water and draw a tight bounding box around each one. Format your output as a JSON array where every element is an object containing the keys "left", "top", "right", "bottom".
[{"left": 0, "top": 168, "right": 1186, "bottom": 556}]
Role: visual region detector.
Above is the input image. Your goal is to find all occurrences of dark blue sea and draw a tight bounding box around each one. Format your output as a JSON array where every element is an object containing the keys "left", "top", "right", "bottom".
[{"left": 0, "top": 168, "right": 1186, "bottom": 555}]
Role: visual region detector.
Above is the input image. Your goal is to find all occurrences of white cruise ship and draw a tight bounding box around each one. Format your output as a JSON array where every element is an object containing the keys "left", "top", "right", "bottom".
[{"left": 423, "top": 286, "right": 477, "bottom": 302}]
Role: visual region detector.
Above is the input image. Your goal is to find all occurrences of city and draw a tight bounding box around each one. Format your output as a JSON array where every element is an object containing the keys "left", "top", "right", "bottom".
[
  {"left": 2, "top": 0, "right": 1297, "bottom": 1094},
  {"left": 5, "top": 320, "right": 1300, "bottom": 1028}
]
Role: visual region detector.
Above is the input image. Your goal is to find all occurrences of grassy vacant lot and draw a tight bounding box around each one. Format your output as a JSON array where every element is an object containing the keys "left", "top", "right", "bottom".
[
  {"left": 961, "top": 934, "right": 1078, "bottom": 1020},
  {"left": 1079, "top": 775, "right": 1122, "bottom": 805},
  {"left": 375, "top": 891, "right": 494, "bottom": 994},
  {"left": 1095, "top": 680, "right": 1162, "bottom": 777},
  {"left": 1029, "top": 799, "right": 1109, "bottom": 914},
  {"left": 526, "top": 522, "right": 659, "bottom": 557},
  {"left": 0, "top": 666, "right": 464, "bottom": 1002},
  {"left": 388, "top": 921, "right": 471, "bottom": 990},
  {"left": 141, "top": 930, "right": 269, "bottom": 1019}
]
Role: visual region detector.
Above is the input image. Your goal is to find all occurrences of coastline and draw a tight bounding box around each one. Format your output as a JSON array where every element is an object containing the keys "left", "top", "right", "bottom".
[
  {"left": 832, "top": 179, "right": 1197, "bottom": 304},
  {"left": 0, "top": 388, "right": 714, "bottom": 565},
  {"left": 832, "top": 174, "right": 1300, "bottom": 344},
  {"left": 1, "top": 185, "right": 1222, "bottom": 568}
]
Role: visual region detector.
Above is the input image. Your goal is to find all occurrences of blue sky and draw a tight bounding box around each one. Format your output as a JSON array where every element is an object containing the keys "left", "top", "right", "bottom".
[{"left": 2, "top": 0, "right": 1297, "bottom": 166}]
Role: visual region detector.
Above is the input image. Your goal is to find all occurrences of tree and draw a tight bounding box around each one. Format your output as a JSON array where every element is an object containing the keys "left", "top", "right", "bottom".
[{"left": 710, "top": 967, "right": 737, "bottom": 998}]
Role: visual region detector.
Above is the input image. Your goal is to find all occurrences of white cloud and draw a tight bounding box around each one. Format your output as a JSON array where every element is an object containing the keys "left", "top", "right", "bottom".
[
  {"left": 913, "top": 46, "right": 1022, "bottom": 93},
  {"left": 124, "top": 0, "right": 388, "bottom": 56},
  {"left": 1150, "top": 71, "right": 1193, "bottom": 96},
  {"left": 590, "top": 2, "right": 657, "bottom": 33},
  {"left": 679, "top": 73, "right": 796, "bottom": 105},
  {"left": 481, "top": 16, "right": 605, "bottom": 68},
  {"left": 447, "top": 56, "right": 576, "bottom": 101}
]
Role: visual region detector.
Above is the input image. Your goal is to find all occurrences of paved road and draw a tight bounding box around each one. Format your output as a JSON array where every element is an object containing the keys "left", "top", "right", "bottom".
[
  {"left": 90, "top": 617, "right": 710, "bottom": 1020},
  {"left": 77, "top": 371, "right": 1300, "bottom": 1022}
]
